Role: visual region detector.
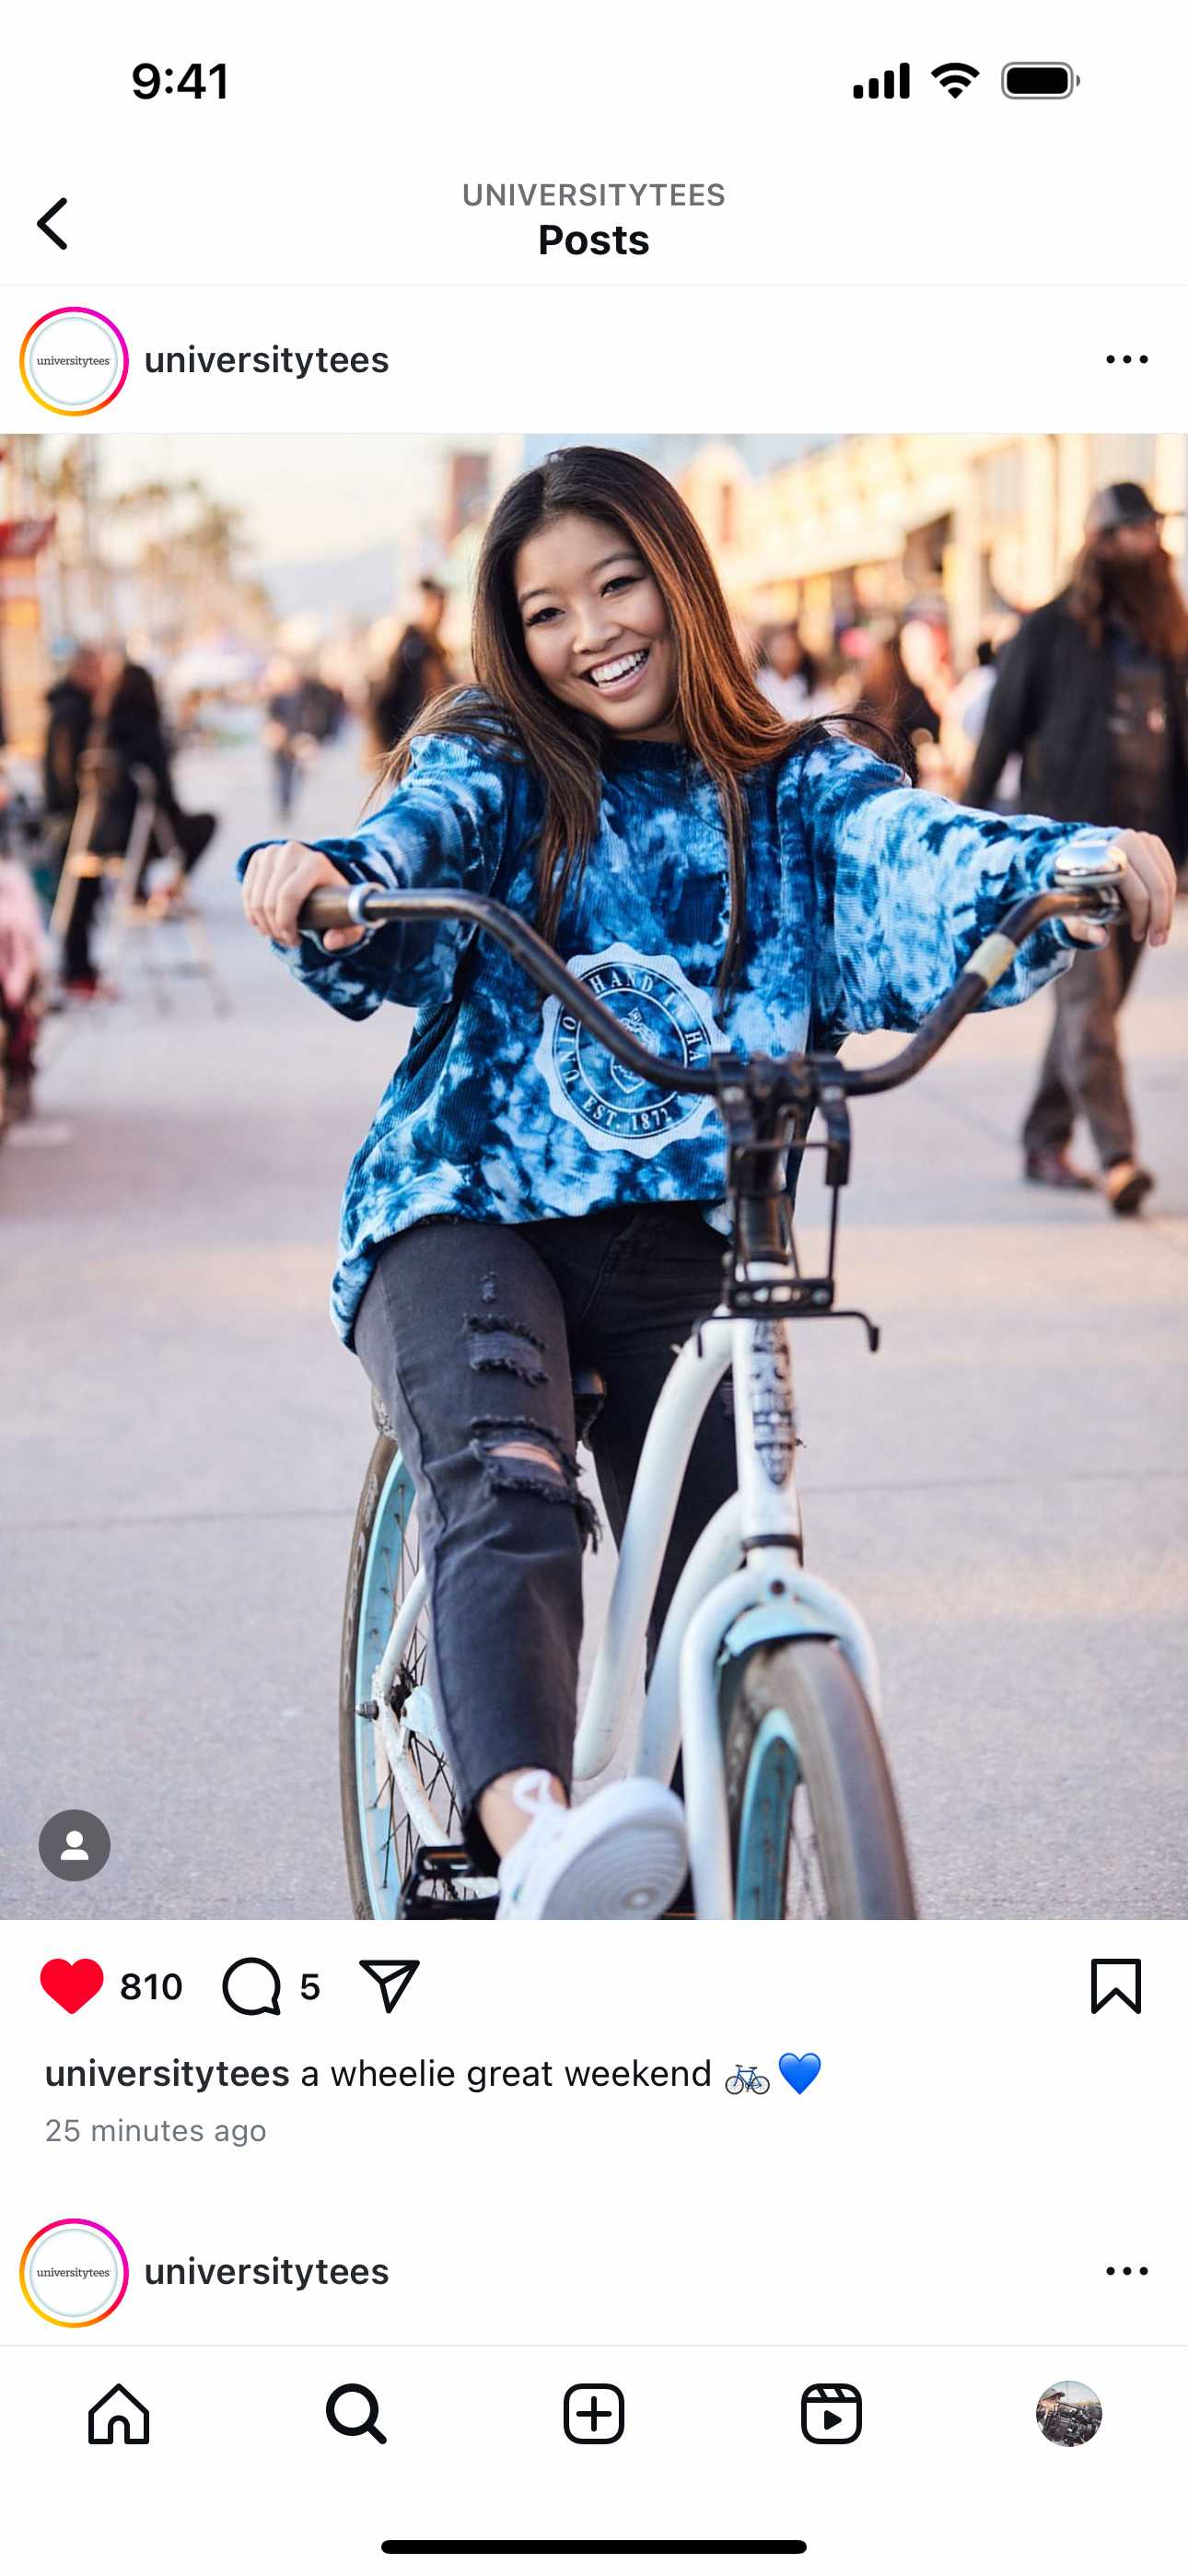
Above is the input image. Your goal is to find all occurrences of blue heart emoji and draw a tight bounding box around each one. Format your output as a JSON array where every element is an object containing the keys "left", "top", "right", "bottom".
[{"left": 779, "top": 2051, "right": 821, "bottom": 2094}]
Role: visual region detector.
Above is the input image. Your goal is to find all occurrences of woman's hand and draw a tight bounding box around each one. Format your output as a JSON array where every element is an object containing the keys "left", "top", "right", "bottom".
[
  {"left": 240, "top": 841, "right": 366, "bottom": 952},
  {"left": 1064, "top": 831, "right": 1177, "bottom": 951}
]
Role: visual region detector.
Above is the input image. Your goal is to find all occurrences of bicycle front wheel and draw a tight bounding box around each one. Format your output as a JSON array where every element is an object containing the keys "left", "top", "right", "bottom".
[
  {"left": 339, "top": 1431, "right": 468, "bottom": 1918},
  {"left": 724, "top": 1639, "right": 916, "bottom": 1920}
]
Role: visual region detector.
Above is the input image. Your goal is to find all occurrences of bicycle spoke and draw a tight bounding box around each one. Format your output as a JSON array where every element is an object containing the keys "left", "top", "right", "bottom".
[{"left": 379, "top": 1797, "right": 397, "bottom": 1888}]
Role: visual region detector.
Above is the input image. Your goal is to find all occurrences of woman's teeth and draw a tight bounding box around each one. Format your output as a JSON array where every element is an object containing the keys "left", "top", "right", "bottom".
[{"left": 588, "top": 649, "right": 648, "bottom": 687}]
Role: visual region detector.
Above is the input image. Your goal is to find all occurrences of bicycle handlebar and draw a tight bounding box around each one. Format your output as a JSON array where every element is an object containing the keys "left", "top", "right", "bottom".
[{"left": 298, "top": 856, "right": 1125, "bottom": 1102}]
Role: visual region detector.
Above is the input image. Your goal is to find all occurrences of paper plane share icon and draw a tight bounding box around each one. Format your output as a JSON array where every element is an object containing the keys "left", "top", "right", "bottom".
[{"left": 359, "top": 1959, "right": 421, "bottom": 2014}]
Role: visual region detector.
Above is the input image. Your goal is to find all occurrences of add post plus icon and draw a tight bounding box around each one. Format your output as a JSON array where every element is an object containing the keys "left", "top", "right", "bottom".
[{"left": 564, "top": 2384, "right": 625, "bottom": 2443}]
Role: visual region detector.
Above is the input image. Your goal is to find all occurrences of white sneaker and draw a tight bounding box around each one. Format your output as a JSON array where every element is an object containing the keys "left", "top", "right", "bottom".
[{"left": 495, "top": 1772, "right": 688, "bottom": 1922}]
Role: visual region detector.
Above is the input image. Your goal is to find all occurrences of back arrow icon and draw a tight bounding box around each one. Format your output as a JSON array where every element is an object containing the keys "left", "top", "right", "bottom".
[{"left": 38, "top": 197, "right": 68, "bottom": 250}]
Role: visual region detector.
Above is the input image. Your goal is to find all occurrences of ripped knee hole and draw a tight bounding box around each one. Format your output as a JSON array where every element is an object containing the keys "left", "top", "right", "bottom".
[
  {"left": 464, "top": 1312, "right": 547, "bottom": 1385},
  {"left": 469, "top": 1419, "right": 600, "bottom": 1549},
  {"left": 489, "top": 1438, "right": 564, "bottom": 1478}
]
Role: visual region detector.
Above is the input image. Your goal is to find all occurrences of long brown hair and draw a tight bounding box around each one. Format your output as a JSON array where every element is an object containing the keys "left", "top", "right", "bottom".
[
  {"left": 383, "top": 445, "right": 817, "bottom": 994},
  {"left": 1068, "top": 539, "right": 1188, "bottom": 657}
]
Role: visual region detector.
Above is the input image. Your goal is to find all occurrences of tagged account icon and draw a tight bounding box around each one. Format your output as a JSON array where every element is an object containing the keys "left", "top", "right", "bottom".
[{"left": 800, "top": 2382, "right": 863, "bottom": 2443}]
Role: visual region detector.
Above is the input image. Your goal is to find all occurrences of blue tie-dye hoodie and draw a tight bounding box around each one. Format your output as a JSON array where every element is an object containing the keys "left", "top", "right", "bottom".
[{"left": 240, "top": 713, "right": 1111, "bottom": 1344}]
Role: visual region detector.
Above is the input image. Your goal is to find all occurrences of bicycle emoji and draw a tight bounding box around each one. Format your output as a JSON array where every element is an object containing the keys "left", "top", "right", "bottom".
[
  {"left": 724, "top": 2066, "right": 771, "bottom": 2095},
  {"left": 309, "top": 849, "right": 1127, "bottom": 1923}
]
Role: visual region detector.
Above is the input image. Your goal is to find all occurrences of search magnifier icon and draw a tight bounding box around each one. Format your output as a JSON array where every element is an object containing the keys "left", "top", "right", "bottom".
[{"left": 326, "top": 2382, "right": 387, "bottom": 2443}]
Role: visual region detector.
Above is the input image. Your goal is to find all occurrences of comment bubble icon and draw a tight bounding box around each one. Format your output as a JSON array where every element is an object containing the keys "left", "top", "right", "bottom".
[{"left": 221, "top": 1956, "right": 282, "bottom": 2016}]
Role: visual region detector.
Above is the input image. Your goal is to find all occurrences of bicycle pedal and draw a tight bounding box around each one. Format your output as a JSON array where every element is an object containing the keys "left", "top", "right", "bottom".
[
  {"left": 399, "top": 1844, "right": 498, "bottom": 1919},
  {"left": 399, "top": 1889, "right": 499, "bottom": 1919}
]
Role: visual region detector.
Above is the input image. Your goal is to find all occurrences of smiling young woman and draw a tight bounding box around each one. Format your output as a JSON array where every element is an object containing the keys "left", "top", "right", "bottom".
[
  {"left": 382, "top": 444, "right": 802, "bottom": 998},
  {"left": 516, "top": 521, "right": 677, "bottom": 727},
  {"left": 239, "top": 444, "right": 1174, "bottom": 1922}
]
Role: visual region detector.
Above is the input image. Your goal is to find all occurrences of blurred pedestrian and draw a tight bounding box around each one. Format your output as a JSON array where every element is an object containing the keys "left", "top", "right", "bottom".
[
  {"left": 93, "top": 662, "right": 215, "bottom": 901},
  {"left": 300, "top": 671, "right": 347, "bottom": 746},
  {"left": 264, "top": 659, "right": 305, "bottom": 820},
  {"left": 899, "top": 605, "right": 959, "bottom": 789},
  {"left": 43, "top": 642, "right": 107, "bottom": 996},
  {"left": 43, "top": 641, "right": 100, "bottom": 860},
  {"left": 0, "top": 847, "right": 47, "bottom": 1120},
  {"left": 370, "top": 577, "right": 454, "bottom": 752},
  {"left": 855, "top": 626, "right": 941, "bottom": 751},
  {"left": 756, "top": 621, "right": 827, "bottom": 720},
  {"left": 940, "top": 638, "right": 1020, "bottom": 802},
  {"left": 264, "top": 661, "right": 344, "bottom": 820},
  {"left": 969, "top": 481, "right": 1188, "bottom": 1212},
  {"left": 59, "top": 662, "right": 216, "bottom": 989}
]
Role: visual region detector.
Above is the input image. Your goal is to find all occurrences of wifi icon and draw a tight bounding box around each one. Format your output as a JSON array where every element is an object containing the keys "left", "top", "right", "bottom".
[{"left": 932, "top": 60, "right": 979, "bottom": 96}]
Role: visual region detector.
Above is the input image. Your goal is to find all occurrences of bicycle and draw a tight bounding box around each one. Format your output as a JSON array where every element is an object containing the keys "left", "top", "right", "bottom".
[
  {"left": 724, "top": 2066, "right": 771, "bottom": 2094},
  {"left": 306, "top": 849, "right": 1126, "bottom": 1923}
]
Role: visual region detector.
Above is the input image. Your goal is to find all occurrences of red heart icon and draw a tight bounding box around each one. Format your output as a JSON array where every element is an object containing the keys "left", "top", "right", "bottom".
[{"left": 41, "top": 1958, "right": 103, "bottom": 2014}]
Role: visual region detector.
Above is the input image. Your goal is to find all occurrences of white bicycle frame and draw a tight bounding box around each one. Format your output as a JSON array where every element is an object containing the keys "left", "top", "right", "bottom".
[
  {"left": 343, "top": 857, "right": 1128, "bottom": 1918},
  {"left": 369, "top": 1253, "right": 880, "bottom": 1922},
  {"left": 572, "top": 1271, "right": 881, "bottom": 1919}
]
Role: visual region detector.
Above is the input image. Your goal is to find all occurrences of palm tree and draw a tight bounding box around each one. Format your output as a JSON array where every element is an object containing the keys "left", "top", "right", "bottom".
[{"left": 23, "top": 439, "right": 111, "bottom": 635}]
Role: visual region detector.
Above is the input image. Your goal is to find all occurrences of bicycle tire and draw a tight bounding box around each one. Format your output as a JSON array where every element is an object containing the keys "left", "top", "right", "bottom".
[
  {"left": 339, "top": 1431, "right": 470, "bottom": 1918},
  {"left": 724, "top": 1637, "right": 916, "bottom": 1920}
]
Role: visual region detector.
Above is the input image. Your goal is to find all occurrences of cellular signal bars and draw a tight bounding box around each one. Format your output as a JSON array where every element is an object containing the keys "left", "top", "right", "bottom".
[{"left": 853, "top": 64, "right": 910, "bottom": 98}]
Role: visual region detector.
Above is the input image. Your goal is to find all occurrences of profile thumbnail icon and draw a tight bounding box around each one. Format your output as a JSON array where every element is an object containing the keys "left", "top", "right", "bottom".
[
  {"left": 19, "top": 2219, "right": 129, "bottom": 2326},
  {"left": 19, "top": 308, "right": 129, "bottom": 416},
  {"left": 1036, "top": 2380, "right": 1102, "bottom": 2447}
]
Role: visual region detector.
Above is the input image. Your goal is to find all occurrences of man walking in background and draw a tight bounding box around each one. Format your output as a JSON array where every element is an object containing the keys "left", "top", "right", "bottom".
[
  {"left": 43, "top": 640, "right": 100, "bottom": 858},
  {"left": 969, "top": 481, "right": 1188, "bottom": 1214},
  {"left": 370, "top": 576, "right": 454, "bottom": 753},
  {"left": 42, "top": 640, "right": 107, "bottom": 996}
]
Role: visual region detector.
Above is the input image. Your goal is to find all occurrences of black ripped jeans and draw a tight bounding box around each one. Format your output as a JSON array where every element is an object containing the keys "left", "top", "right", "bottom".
[{"left": 353, "top": 1205, "right": 737, "bottom": 1867}]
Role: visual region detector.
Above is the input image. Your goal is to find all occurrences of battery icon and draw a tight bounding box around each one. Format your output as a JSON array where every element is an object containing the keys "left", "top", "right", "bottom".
[{"left": 1002, "top": 62, "right": 1078, "bottom": 97}]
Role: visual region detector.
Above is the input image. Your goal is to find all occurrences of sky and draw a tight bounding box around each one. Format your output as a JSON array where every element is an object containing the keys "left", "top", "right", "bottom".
[
  {"left": 52, "top": 433, "right": 471, "bottom": 568},
  {"left": 35, "top": 431, "right": 818, "bottom": 572}
]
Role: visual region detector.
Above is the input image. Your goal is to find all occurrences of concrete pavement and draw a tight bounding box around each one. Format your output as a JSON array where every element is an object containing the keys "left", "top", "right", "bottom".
[{"left": 2, "top": 731, "right": 1185, "bottom": 1916}]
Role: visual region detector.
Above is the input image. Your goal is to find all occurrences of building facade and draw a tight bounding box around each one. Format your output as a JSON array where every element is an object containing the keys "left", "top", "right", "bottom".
[{"left": 676, "top": 432, "right": 1188, "bottom": 666}]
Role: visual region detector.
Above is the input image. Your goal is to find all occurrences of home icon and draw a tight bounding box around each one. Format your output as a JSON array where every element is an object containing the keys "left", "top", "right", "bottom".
[{"left": 87, "top": 2384, "right": 150, "bottom": 2445}]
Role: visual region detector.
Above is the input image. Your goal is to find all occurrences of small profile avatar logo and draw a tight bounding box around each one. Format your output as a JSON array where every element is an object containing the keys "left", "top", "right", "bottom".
[
  {"left": 19, "top": 308, "right": 129, "bottom": 416},
  {"left": 19, "top": 2218, "right": 129, "bottom": 2326}
]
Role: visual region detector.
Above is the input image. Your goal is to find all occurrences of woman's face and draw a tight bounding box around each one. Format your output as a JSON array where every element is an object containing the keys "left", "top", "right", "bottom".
[{"left": 515, "top": 511, "right": 679, "bottom": 739}]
